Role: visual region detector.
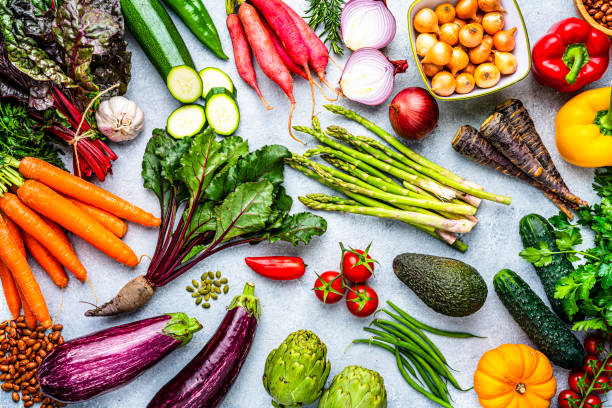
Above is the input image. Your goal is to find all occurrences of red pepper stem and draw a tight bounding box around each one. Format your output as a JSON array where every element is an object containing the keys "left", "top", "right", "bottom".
[{"left": 565, "top": 45, "right": 585, "bottom": 85}]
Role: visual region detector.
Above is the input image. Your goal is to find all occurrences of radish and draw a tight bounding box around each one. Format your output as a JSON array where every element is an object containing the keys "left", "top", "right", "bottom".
[
  {"left": 238, "top": 3, "right": 301, "bottom": 143},
  {"left": 261, "top": 18, "right": 307, "bottom": 79},
  {"left": 226, "top": 13, "right": 272, "bottom": 110}
]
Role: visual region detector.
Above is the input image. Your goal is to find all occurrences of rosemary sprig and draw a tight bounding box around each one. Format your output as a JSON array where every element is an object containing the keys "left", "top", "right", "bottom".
[{"left": 305, "top": 0, "right": 345, "bottom": 56}]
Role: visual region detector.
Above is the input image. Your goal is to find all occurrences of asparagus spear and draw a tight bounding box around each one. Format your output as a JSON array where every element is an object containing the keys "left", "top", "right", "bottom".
[{"left": 299, "top": 195, "right": 474, "bottom": 234}]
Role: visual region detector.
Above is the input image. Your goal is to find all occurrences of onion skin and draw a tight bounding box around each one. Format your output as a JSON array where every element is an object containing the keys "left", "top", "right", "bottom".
[
  {"left": 389, "top": 87, "right": 439, "bottom": 141},
  {"left": 341, "top": 0, "right": 397, "bottom": 50}
]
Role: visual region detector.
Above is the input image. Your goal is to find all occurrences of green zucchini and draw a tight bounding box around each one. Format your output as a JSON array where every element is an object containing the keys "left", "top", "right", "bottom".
[
  {"left": 167, "top": 65, "right": 203, "bottom": 103},
  {"left": 199, "top": 68, "right": 236, "bottom": 98},
  {"left": 519, "top": 214, "right": 575, "bottom": 323},
  {"left": 204, "top": 87, "right": 239, "bottom": 136},
  {"left": 493, "top": 269, "right": 586, "bottom": 370},
  {"left": 167, "top": 105, "right": 206, "bottom": 139},
  {"left": 121, "top": 0, "right": 195, "bottom": 80}
]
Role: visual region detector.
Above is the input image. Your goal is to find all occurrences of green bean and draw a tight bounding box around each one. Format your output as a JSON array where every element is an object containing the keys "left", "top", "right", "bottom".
[
  {"left": 400, "top": 347, "right": 445, "bottom": 401},
  {"left": 387, "top": 301, "right": 484, "bottom": 338},
  {"left": 362, "top": 329, "right": 420, "bottom": 380},
  {"left": 394, "top": 349, "right": 454, "bottom": 408},
  {"left": 382, "top": 309, "right": 448, "bottom": 364},
  {"left": 374, "top": 319, "right": 446, "bottom": 365},
  {"left": 407, "top": 351, "right": 451, "bottom": 402}
]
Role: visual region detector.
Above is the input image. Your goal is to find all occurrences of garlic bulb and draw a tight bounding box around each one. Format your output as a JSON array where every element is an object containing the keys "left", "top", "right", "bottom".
[{"left": 95, "top": 96, "right": 144, "bottom": 142}]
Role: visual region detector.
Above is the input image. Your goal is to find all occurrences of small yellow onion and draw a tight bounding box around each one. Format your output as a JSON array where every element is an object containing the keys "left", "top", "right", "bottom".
[
  {"left": 421, "top": 40, "right": 453, "bottom": 66},
  {"left": 447, "top": 46, "right": 469, "bottom": 75},
  {"left": 482, "top": 12, "right": 505, "bottom": 35},
  {"left": 422, "top": 63, "right": 443, "bottom": 77},
  {"left": 474, "top": 63, "right": 500, "bottom": 88},
  {"left": 478, "top": 0, "right": 506, "bottom": 13},
  {"left": 462, "top": 62, "right": 476, "bottom": 75},
  {"left": 471, "top": 11, "right": 484, "bottom": 24},
  {"left": 493, "top": 27, "right": 517, "bottom": 52},
  {"left": 432, "top": 71, "right": 456, "bottom": 96},
  {"left": 455, "top": 73, "right": 476, "bottom": 94},
  {"left": 453, "top": 17, "right": 467, "bottom": 27},
  {"left": 455, "top": 0, "right": 478, "bottom": 20},
  {"left": 459, "top": 23, "right": 484, "bottom": 48},
  {"left": 416, "top": 33, "right": 437, "bottom": 57},
  {"left": 469, "top": 36, "right": 493, "bottom": 64},
  {"left": 494, "top": 51, "right": 518, "bottom": 74},
  {"left": 435, "top": 3, "right": 456, "bottom": 24},
  {"left": 439, "top": 23, "right": 460, "bottom": 46},
  {"left": 414, "top": 8, "right": 440, "bottom": 35}
]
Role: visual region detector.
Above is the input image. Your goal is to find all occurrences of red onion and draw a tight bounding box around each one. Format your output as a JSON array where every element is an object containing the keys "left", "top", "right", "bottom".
[
  {"left": 389, "top": 87, "right": 439, "bottom": 140},
  {"left": 339, "top": 48, "right": 408, "bottom": 106},
  {"left": 341, "top": 0, "right": 396, "bottom": 51}
]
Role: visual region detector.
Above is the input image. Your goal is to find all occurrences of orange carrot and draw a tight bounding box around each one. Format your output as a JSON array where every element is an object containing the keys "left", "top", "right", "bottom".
[
  {"left": 0, "top": 212, "right": 51, "bottom": 328},
  {"left": 67, "top": 197, "right": 128, "bottom": 238},
  {"left": 0, "top": 193, "right": 87, "bottom": 281},
  {"left": 0, "top": 261, "right": 20, "bottom": 318},
  {"left": 19, "top": 157, "right": 161, "bottom": 227},
  {"left": 17, "top": 181, "right": 138, "bottom": 267},
  {"left": 18, "top": 288, "right": 36, "bottom": 330},
  {"left": 23, "top": 232, "right": 68, "bottom": 288},
  {"left": 5, "top": 216, "right": 25, "bottom": 256}
]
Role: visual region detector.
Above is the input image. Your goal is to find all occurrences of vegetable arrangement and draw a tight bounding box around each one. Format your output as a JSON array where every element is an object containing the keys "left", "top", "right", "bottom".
[
  {"left": 453, "top": 98, "right": 586, "bottom": 219},
  {"left": 289, "top": 105, "right": 510, "bottom": 251},
  {"left": 0, "top": 156, "right": 156, "bottom": 329},
  {"left": 86, "top": 129, "right": 326, "bottom": 316},
  {"left": 0, "top": 0, "right": 133, "bottom": 181},
  {"left": 413, "top": 0, "right": 518, "bottom": 96},
  {"left": 353, "top": 301, "right": 477, "bottom": 408}
]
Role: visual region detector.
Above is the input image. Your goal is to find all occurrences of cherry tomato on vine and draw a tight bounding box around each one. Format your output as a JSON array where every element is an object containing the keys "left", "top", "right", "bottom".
[
  {"left": 568, "top": 371, "right": 591, "bottom": 394},
  {"left": 584, "top": 334, "right": 606, "bottom": 356},
  {"left": 346, "top": 284, "right": 379, "bottom": 317},
  {"left": 592, "top": 374, "right": 611, "bottom": 394},
  {"left": 558, "top": 389, "right": 580, "bottom": 408},
  {"left": 583, "top": 356, "right": 603, "bottom": 376},
  {"left": 340, "top": 242, "right": 377, "bottom": 283},
  {"left": 602, "top": 361, "right": 612, "bottom": 376},
  {"left": 583, "top": 394, "right": 602, "bottom": 408},
  {"left": 314, "top": 271, "right": 346, "bottom": 304}
]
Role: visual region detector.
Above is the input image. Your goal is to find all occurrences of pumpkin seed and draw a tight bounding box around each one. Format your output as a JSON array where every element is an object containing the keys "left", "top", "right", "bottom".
[
  {"left": 211, "top": 293, "right": 218, "bottom": 300},
  {"left": 195, "top": 297, "right": 203, "bottom": 305},
  {"left": 223, "top": 285, "right": 229, "bottom": 294},
  {"left": 204, "top": 293, "right": 210, "bottom": 301},
  {"left": 219, "top": 278, "right": 228, "bottom": 284},
  {"left": 208, "top": 271, "right": 215, "bottom": 279},
  {"left": 198, "top": 287, "right": 207, "bottom": 295},
  {"left": 203, "top": 303, "right": 211, "bottom": 309},
  {"left": 191, "top": 293, "right": 200, "bottom": 298},
  {"left": 216, "top": 271, "right": 221, "bottom": 278},
  {"left": 192, "top": 280, "right": 199, "bottom": 288},
  {"left": 186, "top": 286, "right": 195, "bottom": 292}
]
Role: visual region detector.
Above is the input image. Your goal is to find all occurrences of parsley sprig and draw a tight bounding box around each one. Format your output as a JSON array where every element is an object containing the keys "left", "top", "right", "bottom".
[{"left": 520, "top": 168, "right": 612, "bottom": 332}]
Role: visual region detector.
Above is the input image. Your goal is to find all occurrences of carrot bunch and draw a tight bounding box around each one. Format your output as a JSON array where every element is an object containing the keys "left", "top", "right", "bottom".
[
  {"left": 226, "top": 0, "right": 336, "bottom": 142},
  {"left": 0, "top": 156, "right": 160, "bottom": 329}
]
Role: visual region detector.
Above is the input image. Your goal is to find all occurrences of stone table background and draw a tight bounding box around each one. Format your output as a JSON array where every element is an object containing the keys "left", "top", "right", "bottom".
[{"left": 1, "top": 0, "right": 611, "bottom": 406}]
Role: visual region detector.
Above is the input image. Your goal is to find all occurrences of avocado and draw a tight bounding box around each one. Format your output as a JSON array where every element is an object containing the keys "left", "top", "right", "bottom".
[{"left": 393, "top": 253, "right": 487, "bottom": 317}]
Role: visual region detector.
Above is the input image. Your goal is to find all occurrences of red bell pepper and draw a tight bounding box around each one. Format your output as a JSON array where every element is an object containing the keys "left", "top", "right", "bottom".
[
  {"left": 532, "top": 18, "right": 610, "bottom": 93},
  {"left": 244, "top": 256, "right": 305, "bottom": 280}
]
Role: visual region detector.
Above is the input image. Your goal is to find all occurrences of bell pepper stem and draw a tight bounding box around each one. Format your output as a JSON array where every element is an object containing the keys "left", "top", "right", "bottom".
[{"left": 563, "top": 44, "right": 589, "bottom": 85}]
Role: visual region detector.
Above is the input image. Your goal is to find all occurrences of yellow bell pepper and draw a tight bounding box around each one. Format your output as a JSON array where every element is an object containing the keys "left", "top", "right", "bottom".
[{"left": 556, "top": 84, "right": 612, "bottom": 167}]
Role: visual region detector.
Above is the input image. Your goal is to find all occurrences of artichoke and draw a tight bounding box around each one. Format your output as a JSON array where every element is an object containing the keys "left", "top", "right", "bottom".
[
  {"left": 318, "top": 366, "right": 387, "bottom": 408},
  {"left": 263, "top": 330, "right": 331, "bottom": 408}
]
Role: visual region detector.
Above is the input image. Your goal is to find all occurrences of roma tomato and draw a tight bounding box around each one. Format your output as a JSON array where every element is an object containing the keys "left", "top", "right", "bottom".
[
  {"left": 341, "top": 243, "right": 377, "bottom": 283},
  {"left": 584, "top": 334, "right": 605, "bottom": 356},
  {"left": 592, "top": 374, "right": 611, "bottom": 394},
  {"left": 583, "top": 394, "right": 602, "bottom": 408},
  {"left": 568, "top": 371, "right": 591, "bottom": 394},
  {"left": 583, "top": 356, "right": 603, "bottom": 376},
  {"left": 558, "top": 389, "right": 580, "bottom": 408},
  {"left": 314, "top": 271, "right": 346, "bottom": 304},
  {"left": 346, "top": 284, "right": 379, "bottom": 318}
]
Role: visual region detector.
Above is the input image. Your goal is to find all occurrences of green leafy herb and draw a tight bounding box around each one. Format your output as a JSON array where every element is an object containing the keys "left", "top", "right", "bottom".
[
  {"left": 141, "top": 129, "right": 327, "bottom": 288},
  {"left": 521, "top": 168, "right": 612, "bottom": 332},
  {"left": 305, "top": 0, "right": 345, "bottom": 56}
]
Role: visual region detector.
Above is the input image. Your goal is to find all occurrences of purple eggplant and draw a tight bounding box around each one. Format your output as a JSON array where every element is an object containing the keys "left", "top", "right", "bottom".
[
  {"left": 147, "top": 282, "right": 260, "bottom": 408},
  {"left": 38, "top": 313, "right": 202, "bottom": 403}
]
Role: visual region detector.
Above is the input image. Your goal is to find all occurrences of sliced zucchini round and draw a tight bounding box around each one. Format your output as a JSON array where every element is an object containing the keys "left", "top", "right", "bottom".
[
  {"left": 167, "top": 65, "right": 202, "bottom": 103},
  {"left": 199, "top": 67, "right": 236, "bottom": 98},
  {"left": 167, "top": 104, "right": 206, "bottom": 139},
  {"left": 204, "top": 87, "right": 240, "bottom": 136}
]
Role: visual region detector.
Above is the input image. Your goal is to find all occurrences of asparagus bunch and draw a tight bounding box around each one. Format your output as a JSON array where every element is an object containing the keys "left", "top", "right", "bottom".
[{"left": 287, "top": 106, "right": 512, "bottom": 252}]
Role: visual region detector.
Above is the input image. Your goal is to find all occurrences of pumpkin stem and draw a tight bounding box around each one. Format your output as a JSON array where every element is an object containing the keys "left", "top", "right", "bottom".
[{"left": 515, "top": 383, "right": 527, "bottom": 394}]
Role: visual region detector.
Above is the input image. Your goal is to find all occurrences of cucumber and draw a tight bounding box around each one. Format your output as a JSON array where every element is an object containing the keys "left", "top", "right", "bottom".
[
  {"left": 121, "top": 0, "right": 195, "bottom": 80},
  {"left": 199, "top": 67, "right": 236, "bottom": 98},
  {"left": 204, "top": 88, "right": 239, "bottom": 136},
  {"left": 167, "top": 66, "right": 203, "bottom": 103},
  {"left": 519, "top": 214, "right": 577, "bottom": 323},
  {"left": 493, "top": 269, "right": 586, "bottom": 370},
  {"left": 167, "top": 105, "right": 206, "bottom": 139}
]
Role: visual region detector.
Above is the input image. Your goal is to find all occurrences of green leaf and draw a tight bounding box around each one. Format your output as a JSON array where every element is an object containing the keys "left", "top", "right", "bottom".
[
  {"left": 213, "top": 180, "right": 275, "bottom": 242},
  {"left": 185, "top": 201, "right": 216, "bottom": 238},
  {"left": 519, "top": 242, "right": 553, "bottom": 267},
  {"left": 142, "top": 130, "right": 166, "bottom": 202},
  {"left": 598, "top": 262, "right": 612, "bottom": 289},
  {"left": 572, "top": 318, "right": 607, "bottom": 332},
  {"left": 549, "top": 212, "right": 572, "bottom": 230},
  {"left": 266, "top": 186, "right": 293, "bottom": 229},
  {"left": 263, "top": 212, "right": 327, "bottom": 246},
  {"left": 555, "top": 227, "right": 582, "bottom": 251},
  {"left": 205, "top": 144, "right": 289, "bottom": 202}
]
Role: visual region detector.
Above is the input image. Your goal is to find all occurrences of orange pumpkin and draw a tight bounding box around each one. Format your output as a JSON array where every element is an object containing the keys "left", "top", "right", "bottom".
[{"left": 474, "top": 344, "right": 557, "bottom": 408}]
